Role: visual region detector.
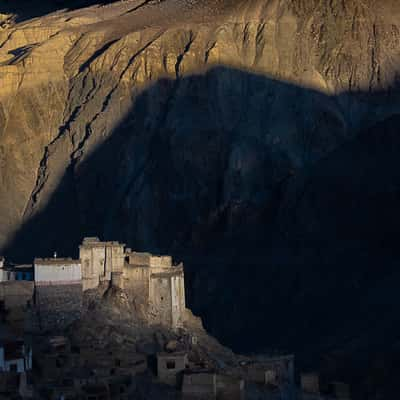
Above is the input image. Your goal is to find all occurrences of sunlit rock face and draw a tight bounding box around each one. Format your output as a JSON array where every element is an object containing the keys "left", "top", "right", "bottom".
[{"left": 1, "top": 0, "right": 400, "bottom": 383}]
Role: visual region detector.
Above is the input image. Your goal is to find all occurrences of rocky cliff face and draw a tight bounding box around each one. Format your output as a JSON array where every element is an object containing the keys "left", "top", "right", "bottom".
[{"left": 1, "top": 0, "right": 400, "bottom": 394}]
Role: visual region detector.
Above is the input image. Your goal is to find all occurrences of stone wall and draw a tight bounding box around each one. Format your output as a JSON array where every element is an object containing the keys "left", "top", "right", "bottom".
[
  {"left": 149, "top": 274, "right": 173, "bottom": 327},
  {"left": 171, "top": 274, "right": 186, "bottom": 328},
  {"left": 216, "top": 375, "right": 244, "bottom": 400},
  {"left": 79, "top": 239, "right": 125, "bottom": 290},
  {"left": 182, "top": 372, "right": 217, "bottom": 400},
  {"left": 80, "top": 246, "right": 100, "bottom": 290},
  {"left": 157, "top": 353, "right": 188, "bottom": 387},
  {"left": 35, "top": 283, "right": 82, "bottom": 331},
  {"left": 109, "top": 245, "right": 124, "bottom": 274},
  {"left": 127, "top": 252, "right": 151, "bottom": 266},
  {"left": 0, "top": 281, "right": 34, "bottom": 308},
  {"left": 123, "top": 265, "right": 150, "bottom": 305},
  {"left": 149, "top": 256, "right": 172, "bottom": 270}
]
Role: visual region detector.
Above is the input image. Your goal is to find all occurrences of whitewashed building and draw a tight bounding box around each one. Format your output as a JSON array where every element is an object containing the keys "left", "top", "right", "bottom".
[
  {"left": 34, "top": 258, "right": 81, "bottom": 285},
  {"left": 0, "top": 257, "right": 6, "bottom": 282},
  {"left": 34, "top": 257, "right": 83, "bottom": 330}
]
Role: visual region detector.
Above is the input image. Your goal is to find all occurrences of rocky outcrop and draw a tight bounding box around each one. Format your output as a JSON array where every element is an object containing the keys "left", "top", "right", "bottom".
[
  {"left": 1, "top": 0, "right": 399, "bottom": 255},
  {"left": 1, "top": 0, "right": 400, "bottom": 392}
]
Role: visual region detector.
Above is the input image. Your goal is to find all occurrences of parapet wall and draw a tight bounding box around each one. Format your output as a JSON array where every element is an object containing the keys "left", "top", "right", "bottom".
[
  {"left": 127, "top": 252, "right": 151, "bottom": 266},
  {"left": 127, "top": 252, "right": 173, "bottom": 269},
  {"left": 35, "top": 284, "right": 82, "bottom": 331},
  {"left": 149, "top": 256, "right": 172, "bottom": 269}
]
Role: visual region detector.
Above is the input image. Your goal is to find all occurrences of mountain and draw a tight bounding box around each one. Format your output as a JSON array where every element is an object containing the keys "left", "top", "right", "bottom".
[{"left": 1, "top": 1, "right": 400, "bottom": 396}]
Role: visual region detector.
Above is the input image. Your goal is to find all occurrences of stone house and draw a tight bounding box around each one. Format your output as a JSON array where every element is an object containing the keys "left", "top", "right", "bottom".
[
  {"left": 79, "top": 237, "right": 125, "bottom": 291},
  {"left": 157, "top": 352, "right": 188, "bottom": 386},
  {"left": 182, "top": 371, "right": 217, "bottom": 400},
  {"left": 79, "top": 238, "right": 187, "bottom": 330},
  {"left": 124, "top": 251, "right": 186, "bottom": 329},
  {"left": 216, "top": 375, "right": 245, "bottom": 400},
  {"left": 243, "top": 355, "right": 295, "bottom": 388},
  {"left": 34, "top": 257, "right": 81, "bottom": 285},
  {"left": 301, "top": 372, "right": 320, "bottom": 395},
  {"left": 0, "top": 259, "right": 33, "bottom": 283}
]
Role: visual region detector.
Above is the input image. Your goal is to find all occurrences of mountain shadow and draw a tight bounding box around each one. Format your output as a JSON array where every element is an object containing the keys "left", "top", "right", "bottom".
[{"left": 2, "top": 66, "right": 400, "bottom": 398}]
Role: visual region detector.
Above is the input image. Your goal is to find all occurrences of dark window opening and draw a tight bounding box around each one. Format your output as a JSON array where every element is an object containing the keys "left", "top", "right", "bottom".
[
  {"left": 166, "top": 361, "right": 176, "bottom": 369},
  {"left": 71, "top": 345, "right": 80, "bottom": 354},
  {"left": 9, "top": 364, "right": 18, "bottom": 373}
]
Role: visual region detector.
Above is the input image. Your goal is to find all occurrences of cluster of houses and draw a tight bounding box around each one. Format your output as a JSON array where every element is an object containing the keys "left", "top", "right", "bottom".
[{"left": 0, "top": 238, "right": 352, "bottom": 399}]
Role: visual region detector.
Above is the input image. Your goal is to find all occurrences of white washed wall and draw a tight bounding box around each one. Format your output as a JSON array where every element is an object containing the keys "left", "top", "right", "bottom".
[{"left": 34, "top": 262, "right": 81, "bottom": 283}]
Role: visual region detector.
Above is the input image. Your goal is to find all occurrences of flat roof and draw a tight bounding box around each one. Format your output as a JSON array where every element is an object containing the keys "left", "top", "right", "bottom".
[
  {"left": 34, "top": 258, "right": 80, "bottom": 265},
  {"left": 80, "top": 237, "right": 125, "bottom": 247},
  {"left": 12, "top": 264, "right": 32, "bottom": 269},
  {"left": 157, "top": 352, "right": 188, "bottom": 359}
]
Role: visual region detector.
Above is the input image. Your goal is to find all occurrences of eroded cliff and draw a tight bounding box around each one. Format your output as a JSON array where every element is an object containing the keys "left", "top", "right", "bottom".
[{"left": 1, "top": 0, "right": 400, "bottom": 395}]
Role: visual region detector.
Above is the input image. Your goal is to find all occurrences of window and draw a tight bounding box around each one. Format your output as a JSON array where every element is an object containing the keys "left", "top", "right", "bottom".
[
  {"left": 85, "top": 260, "right": 90, "bottom": 273},
  {"left": 9, "top": 364, "right": 18, "bottom": 373},
  {"left": 166, "top": 361, "right": 176, "bottom": 369}
]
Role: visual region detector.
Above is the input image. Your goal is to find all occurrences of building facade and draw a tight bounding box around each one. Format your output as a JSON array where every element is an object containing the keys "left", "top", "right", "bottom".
[
  {"left": 34, "top": 258, "right": 83, "bottom": 330},
  {"left": 0, "top": 339, "right": 32, "bottom": 373},
  {"left": 79, "top": 239, "right": 187, "bottom": 329},
  {"left": 0, "top": 258, "right": 33, "bottom": 283},
  {"left": 2, "top": 238, "right": 187, "bottom": 331},
  {"left": 0, "top": 257, "right": 5, "bottom": 282},
  {"left": 125, "top": 251, "right": 186, "bottom": 329},
  {"left": 79, "top": 237, "right": 125, "bottom": 291}
]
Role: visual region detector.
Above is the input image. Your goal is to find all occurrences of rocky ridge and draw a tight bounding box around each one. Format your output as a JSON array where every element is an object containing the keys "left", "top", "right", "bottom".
[{"left": 1, "top": 1, "right": 400, "bottom": 396}]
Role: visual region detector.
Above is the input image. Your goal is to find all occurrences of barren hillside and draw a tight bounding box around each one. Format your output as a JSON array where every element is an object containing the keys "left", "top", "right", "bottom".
[{"left": 1, "top": 1, "right": 400, "bottom": 397}]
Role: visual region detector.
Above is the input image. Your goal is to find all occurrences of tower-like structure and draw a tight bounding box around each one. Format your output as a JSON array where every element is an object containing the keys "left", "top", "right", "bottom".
[
  {"left": 124, "top": 251, "right": 186, "bottom": 329},
  {"left": 79, "top": 237, "right": 125, "bottom": 291},
  {"left": 78, "top": 237, "right": 186, "bottom": 329}
]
